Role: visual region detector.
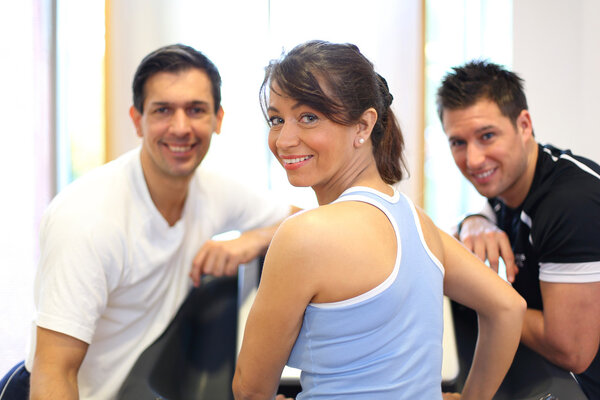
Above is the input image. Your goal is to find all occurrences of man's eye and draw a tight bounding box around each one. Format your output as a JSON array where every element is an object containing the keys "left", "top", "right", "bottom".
[
  {"left": 268, "top": 116, "right": 284, "bottom": 126},
  {"left": 188, "top": 107, "right": 207, "bottom": 116},
  {"left": 449, "top": 139, "right": 465, "bottom": 148},
  {"left": 481, "top": 132, "right": 494, "bottom": 140}
]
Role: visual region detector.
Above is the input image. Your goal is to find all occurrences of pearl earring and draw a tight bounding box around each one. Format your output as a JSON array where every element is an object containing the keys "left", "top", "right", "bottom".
[{"left": 358, "top": 138, "right": 365, "bottom": 144}]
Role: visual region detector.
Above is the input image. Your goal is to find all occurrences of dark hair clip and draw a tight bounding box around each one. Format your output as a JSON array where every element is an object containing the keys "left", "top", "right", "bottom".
[{"left": 377, "top": 73, "right": 394, "bottom": 107}]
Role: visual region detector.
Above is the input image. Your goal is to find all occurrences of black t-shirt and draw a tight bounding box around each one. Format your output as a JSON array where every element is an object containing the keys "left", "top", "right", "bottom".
[{"left": 490, "top": 144, "right": 600, "bottom": 398}]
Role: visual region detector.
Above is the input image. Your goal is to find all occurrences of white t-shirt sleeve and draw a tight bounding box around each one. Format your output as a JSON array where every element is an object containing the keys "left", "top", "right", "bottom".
[
  {"left": 539, "top": 261, "right": 600, "bottom": 283},
  {"left": 34, "top": 206, "right": 121, "bottom": 344},
  {"left": 198, "top": 170, "right": 291, "bottom": 234}
]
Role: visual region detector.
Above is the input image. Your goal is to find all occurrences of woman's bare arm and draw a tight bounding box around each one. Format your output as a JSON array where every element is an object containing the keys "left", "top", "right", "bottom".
[
  {"left": 416, "top": 208, "right": 525, "bottom": 400},
  {"left": 233, "top": 214, "right": 320, "bottom": 400}
]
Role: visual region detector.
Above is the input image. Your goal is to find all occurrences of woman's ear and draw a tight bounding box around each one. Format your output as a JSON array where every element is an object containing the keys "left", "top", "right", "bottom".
[{"left": 354, "top": 107, "right": 377, "bottom": 147}]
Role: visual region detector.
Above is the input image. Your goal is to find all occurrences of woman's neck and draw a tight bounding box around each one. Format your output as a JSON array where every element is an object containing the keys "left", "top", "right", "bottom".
[{"left": 314, "top": 161, "right": 390, "bottom": 205}]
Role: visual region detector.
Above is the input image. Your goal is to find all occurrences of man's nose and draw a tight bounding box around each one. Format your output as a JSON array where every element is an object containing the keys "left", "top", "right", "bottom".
[
  {"left": 171, "top": 109, "right": 191, "bottom": 134},
  {"left": 466, "top": 144, "right": 486, "bottom": 169}
]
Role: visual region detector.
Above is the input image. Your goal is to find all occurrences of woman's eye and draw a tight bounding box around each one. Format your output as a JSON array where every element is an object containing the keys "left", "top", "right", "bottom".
[
  {"left": 300, "top": 113, "right": 318, "bottom": 123},
  {"left": 268, "top": 116, "right": 284, "bottom": 126}
]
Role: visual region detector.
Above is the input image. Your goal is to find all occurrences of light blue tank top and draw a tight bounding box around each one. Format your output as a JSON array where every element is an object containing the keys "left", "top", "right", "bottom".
[{"left": 287, "top": 187, "right": 445, "bottom": 399}]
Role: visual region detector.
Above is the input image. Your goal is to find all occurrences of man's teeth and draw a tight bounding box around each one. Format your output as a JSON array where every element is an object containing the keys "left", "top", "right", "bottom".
[
  {"left": 475, "top": 169, "right": 494, "bottom": 179},
  {"left": 283, "top": 156, "right": 311, "bottom": 164},
  {"left": 168, "top": 144, "right": 192, "bottom": 152}
]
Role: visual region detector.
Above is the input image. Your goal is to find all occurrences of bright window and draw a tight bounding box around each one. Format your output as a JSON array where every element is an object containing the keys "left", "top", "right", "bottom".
[
  {"left": 1, "top": 0, "right": 423, "bottom": 374},
  {"left": 424, "top": 0, "right": 513, "bottom": 230},
  {"left": 265, "top": 0, "right": 408, "bottom": 210},
  {"left": 0, "top": 0, "right": 53, "bottom": 373},
  {"left": 56, "top": 0, "right": 106, "bottom": 188}
]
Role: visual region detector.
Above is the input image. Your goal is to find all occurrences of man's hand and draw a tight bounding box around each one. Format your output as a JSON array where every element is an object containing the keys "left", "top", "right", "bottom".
[
  {"left": 189, "top": 225, "right": 280, "bottom": 287},
  {"left": 189, "top": 235, "right": 260, "bottom": 286},
  {"left": 190, "top": 207, "right": 301, "bottom": 286},
  {"left": 458, "top": 215, "right": 518, "bottom": 283}
]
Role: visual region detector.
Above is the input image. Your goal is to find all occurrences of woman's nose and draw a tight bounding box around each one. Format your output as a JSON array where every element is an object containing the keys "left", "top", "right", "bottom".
[{"left": 275, "top": 123, "right": 300, "bottom": 148}]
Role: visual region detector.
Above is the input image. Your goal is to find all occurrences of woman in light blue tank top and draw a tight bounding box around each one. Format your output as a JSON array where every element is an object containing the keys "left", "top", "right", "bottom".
[{"left": 233, "top": 40, "right": 526, "bottom": 400}]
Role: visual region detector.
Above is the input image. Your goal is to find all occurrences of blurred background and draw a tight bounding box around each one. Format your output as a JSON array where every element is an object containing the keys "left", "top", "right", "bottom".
[{"left": 1, "top": 0, "right": 599, "bottom": 374}]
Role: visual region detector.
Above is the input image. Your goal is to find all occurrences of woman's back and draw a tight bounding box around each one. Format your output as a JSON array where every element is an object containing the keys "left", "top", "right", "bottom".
[
  {"left": 287, "top": 186, "right": 445, "bottom": 399},
  {"left": 233, "top": 40, "right": 525, "bottom": 400}
]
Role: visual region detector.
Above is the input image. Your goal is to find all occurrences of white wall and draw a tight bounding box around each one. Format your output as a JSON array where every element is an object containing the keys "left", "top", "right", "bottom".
[
  {"left": 0, "top": 0, "right": 53, "bottom": 374},
  {"left": 266, "top": 0, "right": 424, "bottom": 206},
  {"left": 106, "top": 0, "right": 424, "bottom": 205},
  {"left": 107, "top": 0, "right": 188, "bottom": 160},
  {"left": 513, "top": 0, "right": 600, "bottom": 163}
]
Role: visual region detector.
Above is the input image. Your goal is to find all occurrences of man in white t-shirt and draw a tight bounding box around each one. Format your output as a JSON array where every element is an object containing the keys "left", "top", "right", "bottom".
[{"left": 0, "top": 44, "right": 295, "bottom": 400}]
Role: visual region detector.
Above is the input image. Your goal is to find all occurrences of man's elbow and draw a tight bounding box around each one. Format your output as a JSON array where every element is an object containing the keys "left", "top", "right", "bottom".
[
  {"left": 540, "top": 336, "right": 597, "bottom": 374},
  {"left": 554, "top": 351, "right": 595, "bottom": 374}
]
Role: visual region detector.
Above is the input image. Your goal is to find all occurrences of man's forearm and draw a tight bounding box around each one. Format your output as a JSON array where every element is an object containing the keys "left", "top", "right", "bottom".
[
  {"left": 31, "top": 327, "right": 87, "bottom": 400},
  {"left": 30, "top": 368, "right": 79, "bottom": 400},
  {"left": 521, "top": 308, "right": 545, "bottom": 353},
  {"left": 241, "top": 224, "right": 281, "bottom": 256}
]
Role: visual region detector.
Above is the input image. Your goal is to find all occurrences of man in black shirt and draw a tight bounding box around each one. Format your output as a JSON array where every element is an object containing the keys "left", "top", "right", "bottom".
[{"left": 437, "top": 60, "right": 600, "bottom": 399}]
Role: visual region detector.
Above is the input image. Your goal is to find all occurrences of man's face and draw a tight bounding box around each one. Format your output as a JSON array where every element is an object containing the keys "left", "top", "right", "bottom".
[
  {"left": 442, "top": 98, "right": 533, "bottom": 206},
  {"left": 130, "top": 68, "right": 224, "bottom": 182}
]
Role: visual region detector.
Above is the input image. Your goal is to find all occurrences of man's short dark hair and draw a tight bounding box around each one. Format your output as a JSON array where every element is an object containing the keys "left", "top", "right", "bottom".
[
  {"left": 132, "top": 44, "right": 222, "bottom": 114},
  {"left": 436, "top": 60, "right": 528, "bottom": 126}
]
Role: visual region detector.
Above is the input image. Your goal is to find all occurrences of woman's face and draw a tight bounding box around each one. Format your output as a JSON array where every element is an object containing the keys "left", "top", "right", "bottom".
[{"left": 266, "top": 85, "right": 360, "bottom": 195}]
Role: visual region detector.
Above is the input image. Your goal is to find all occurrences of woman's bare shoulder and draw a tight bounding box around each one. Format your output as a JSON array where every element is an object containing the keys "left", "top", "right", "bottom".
[
  {"left": 263, "top": 205, "right": 351, "bottom": 295},
  {"left": 271, "top": 202, "right": 381, "bottom": 264},
  {"left": 413, "top": 206, "right": 444, "bottom": 264}
]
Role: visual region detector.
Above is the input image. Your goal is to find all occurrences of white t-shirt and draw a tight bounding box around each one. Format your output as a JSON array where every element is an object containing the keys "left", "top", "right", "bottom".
[{"left": 25, "top": 147, "right": 289, "bottom": 399}]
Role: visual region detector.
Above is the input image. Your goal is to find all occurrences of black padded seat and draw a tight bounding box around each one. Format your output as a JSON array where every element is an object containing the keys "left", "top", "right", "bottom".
[{"left": 118, "top": 276, "right": 238, "bottom": 400}]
